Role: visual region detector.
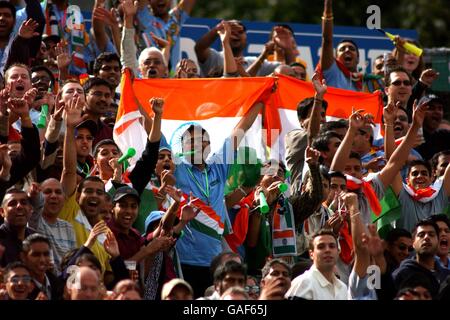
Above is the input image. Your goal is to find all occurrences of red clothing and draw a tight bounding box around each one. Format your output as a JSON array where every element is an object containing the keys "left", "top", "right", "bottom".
[
  {"left": 93, "top": 120, "right": 113, "bottom": 147},
  {"left": 107, "top": 219, "right": 145, "bottom": 260}
]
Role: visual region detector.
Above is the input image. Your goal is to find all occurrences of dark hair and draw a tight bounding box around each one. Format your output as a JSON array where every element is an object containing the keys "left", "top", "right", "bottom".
[
  {"left": 413, "top": 219, "right": 440, "bottom": 238},
  {"left": 3, "top": 261, "right": 30, "bottom": 280},
  {"left": 428, "top": 214, "right": 450, "bottom": 230},
  {"left": 181, "top": 124, "right": 209, "bottom": 143},
  {"left": 0, "top": 1, "right": 16, "bottom": 19},
  {"left": 77, "top": 176, "right": 105, "bottom": 194},
  {"left": 290, "top": 61, "right": 306, "bottom": 69},
  {"left": 337, "top": 39, "right": 359, "bottom": 57},
  {"left": 31, "top": 65, "right": 55, "bottom": 87},
  {"left": 75, "top": 253, "right": 102, "bottom": 272},
  {"left": 319, "top": 119, "right": 348, "bottom": 136},
  {"left": 261, "top": 258, "right": 291, "bottom": 279},
  {"left": 407, "top": 160, "right": 432, "bottom": 177},
  {"left": 269, "top": 24, "right": 294, "bottom": 40},
  {"left": 385, "top": 228, "right": 412, "bottom": 245},
  {"left": 348, "top": 151, "right": 361, "bottom": 162},
  {"left": 228, "top": 20, "right": 246, "bottom": 32},
  {"left": 83, "top": 77, "right": 114, "bottom": 94},
  {"left": 210, "top": 251, "right": 242, "bottom": 277},
  {"left": 22, "top": 233, "right": 51, "bottom": 253},
  {"left": 385, "top": 66, "right": 413, "bottom": 87},
  {"left": 319, "top": 165, "right": 330, "bottom": 183},
  {"left": 296, "top": 97, "right": 328, "bottom": 120},
  {"left": 93, "top": 52, "right": 122, "bottom": 76},
  {"left": 291, "top": 258, "right": 313, "bottom": 279},
  {"left": 309, "top": 228, "right": 338, "bottom": 250},
  {"left": 93, "top": 139, "right": 120, "bottom": 158},
  {"left": 328, "top": 170, "right": 347, "bottom": 181},
  {"left": 2, "top": 188, "right": 29, "bottom": 207},
  {"left": 59, "top": 79, "right": 83, "bottom": 94},
  {"left": 431, "top": 150, "right": 450, "bottom": 172},
  {"left": 213, "top": 260, "right": 247, "bottom": 283},
  {"left": 312, "top": 132, "right": 342, "bottom": 153}
]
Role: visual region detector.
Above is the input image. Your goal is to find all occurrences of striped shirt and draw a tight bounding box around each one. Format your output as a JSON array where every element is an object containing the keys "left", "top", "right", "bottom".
[{"left": 29, "top": 214, "right": 77, "bottom": 271}]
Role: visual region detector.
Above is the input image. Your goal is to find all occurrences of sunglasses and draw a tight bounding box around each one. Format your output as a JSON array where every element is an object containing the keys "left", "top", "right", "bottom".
[{"left": 391, "top": 80, "right": 412, "bottom": 87}]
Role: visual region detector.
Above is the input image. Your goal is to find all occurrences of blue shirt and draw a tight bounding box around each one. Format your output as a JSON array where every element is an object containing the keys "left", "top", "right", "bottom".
[
  {"left": 136, "top": 7, "right": 189, "bottom": 73},
  {"left": 323, "top": 61, "right": 358, "bottom": 91},
  {"left": 175, "top": 138, "right": 234, "bottom": 266}
]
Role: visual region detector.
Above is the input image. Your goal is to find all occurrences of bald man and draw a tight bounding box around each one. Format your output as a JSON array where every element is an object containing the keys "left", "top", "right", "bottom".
[
  {"left": 274, "top": 64, "right": 296, "bottom": 78},
  {"left": 68, "top": 266, "right": 102, "bottom": 300},
  {"left": 28, "top": 179, "right": 76, "bottom": 270}
]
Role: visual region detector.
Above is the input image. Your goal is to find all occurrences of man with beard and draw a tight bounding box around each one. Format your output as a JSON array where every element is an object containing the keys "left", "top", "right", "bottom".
[
  {"left": 429, "top": 215, "right": 450, "bottom": 270},
  {"left": 81, "top": 77, "right": 114, "bottom": 147},
  {"left": 121, "top": 0, "right": 169, "bottom": 79},
  {"left": 286, "top": 229, "right": 347, "bottom": 300},
  {"left": 28, "top": 178, "right": 77, "bottom": 271},
  {"left": 393, "top": 219, "right": 450, "bottom": 298},
  {"left": 195, "top": 20, "right": 289, "bottom": 77}
]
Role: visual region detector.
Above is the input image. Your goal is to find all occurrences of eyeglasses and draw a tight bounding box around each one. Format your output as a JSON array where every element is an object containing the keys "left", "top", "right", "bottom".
[
  {"left": 397, "top": 244, "right": 414, "bottom": 252},
  {"left": 244, "top": 285, "right": 260, "bottom": 294},
  {"left": 391, "top": 80, "right": 412, "bottom": 87},
  {"left": 9, "top": 275, "right": 32, "bottom": 284},
  {"left": 31, "top": 76, "right": 51, "bottom": 84}
]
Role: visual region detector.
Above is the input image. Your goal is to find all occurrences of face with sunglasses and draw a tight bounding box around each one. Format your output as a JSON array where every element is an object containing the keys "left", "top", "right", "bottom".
[
  {"left": 385, "top": 71, "right": 412, "bottom": 104},
  {"left": 389, "top": 236, "right": 413, "bottom": 265},
  {"left": 5, "top": 267, "right": 34, "bottom": 300}
]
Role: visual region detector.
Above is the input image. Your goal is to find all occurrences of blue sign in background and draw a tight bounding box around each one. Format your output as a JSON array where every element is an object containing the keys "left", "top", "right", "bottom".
[
  {"left": 81, "top": 11, "right": 417, "bottom": 76},
  {"left": 179, "top": 17, "right": 418, "bottom": 76}
]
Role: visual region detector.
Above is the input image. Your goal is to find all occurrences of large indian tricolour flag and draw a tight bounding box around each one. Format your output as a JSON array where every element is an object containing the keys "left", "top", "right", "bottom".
[{"left": 114, "top": 70, "right": 384, "bottom": 166}]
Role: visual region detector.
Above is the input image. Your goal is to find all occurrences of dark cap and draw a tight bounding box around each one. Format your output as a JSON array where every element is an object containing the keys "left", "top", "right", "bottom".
[
  {"left": 75, "top": 119, "right": 98, "bottom": 136},
  {"left": 418, "top": 93, "right": 444, "bottom": 107},
  {"left": 112, "top": 186, "right": 140, "bottom": 203},
  {"left": 42, "top": 34, "right": 61, "bottom": 45}
]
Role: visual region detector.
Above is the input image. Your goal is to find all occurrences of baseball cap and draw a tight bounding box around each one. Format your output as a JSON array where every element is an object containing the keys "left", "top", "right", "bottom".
[
  {"left": 75, "top": 119, "right": 98, "bottom": 136},
  {"left": 112, "top": 186, "right": 140, "bottom": 203},
  {"left": 418, "top": 93, "right": 444, "bottom": 107},
  {"left": 144, "top": 211, "right": 164, "bottom": 235},
  {"left": 161, "top": 278, "right": 193, "bottom": 300}
]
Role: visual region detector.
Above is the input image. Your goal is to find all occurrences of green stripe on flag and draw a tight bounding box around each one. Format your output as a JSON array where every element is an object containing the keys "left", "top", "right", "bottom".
[
  {"left": 190, "top": 219, "right": 222, "bottom": 241},
  {"left": 371, "top": 187, "right": 401, "bottom": 239},
  {"left": 273, "top": 245, "right": 297, "bottom": 255}
]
